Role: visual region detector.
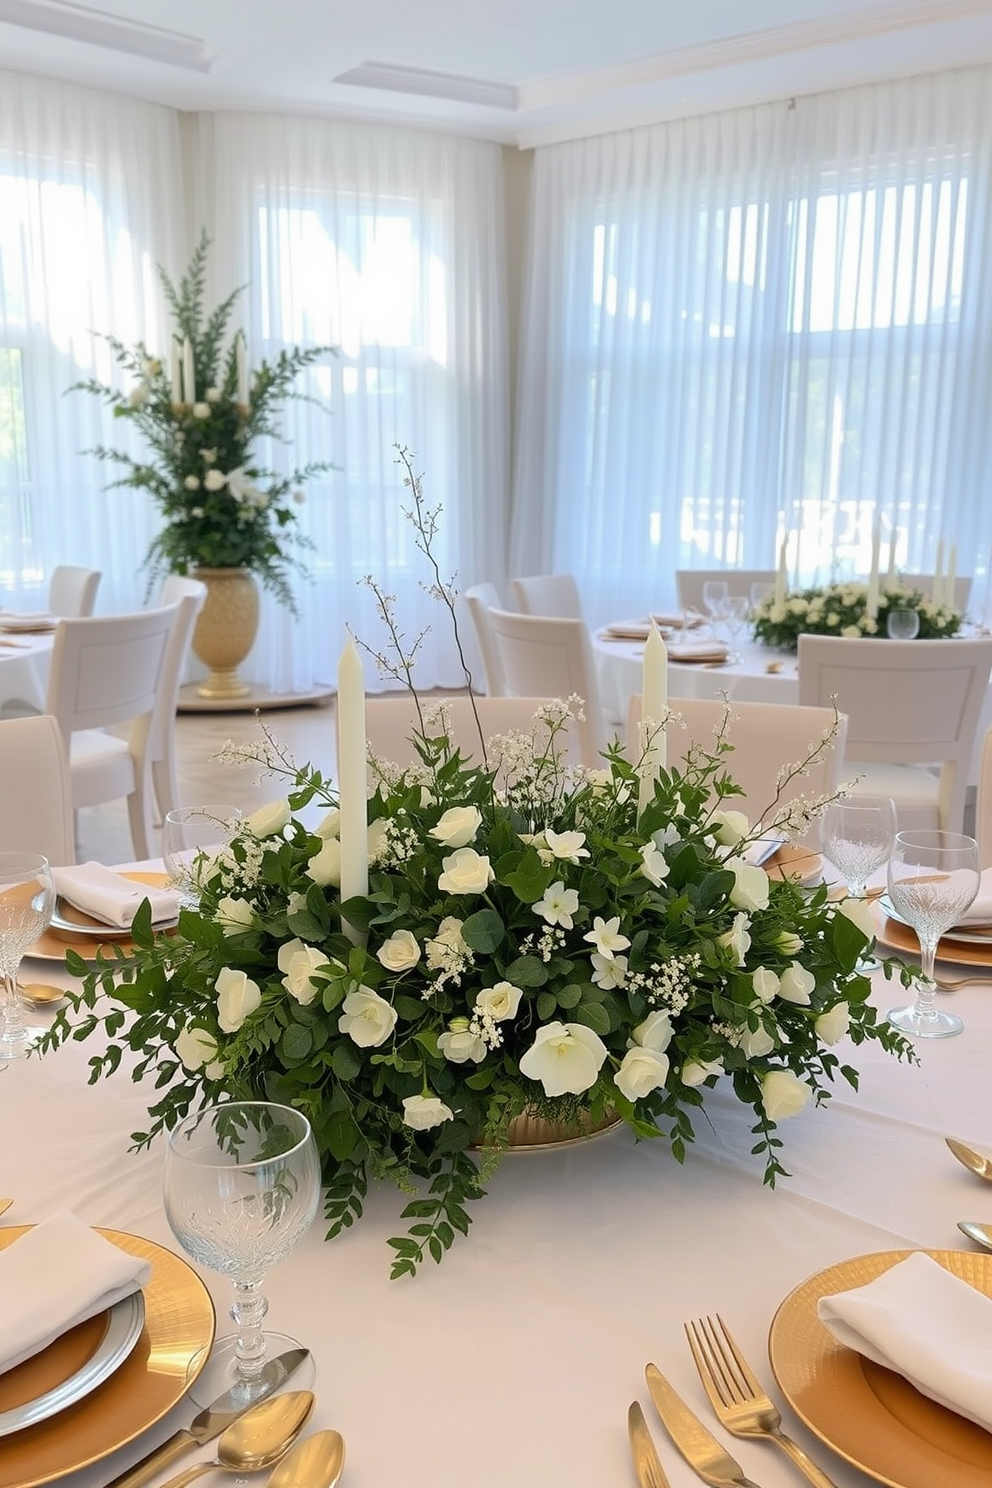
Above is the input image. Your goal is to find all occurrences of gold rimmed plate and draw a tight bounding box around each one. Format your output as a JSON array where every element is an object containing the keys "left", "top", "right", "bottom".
[
  {"left": 0, "top": 1227, "right": 214, "bottom": 1488},
  {"left": 877, "top": 895, "right": 992, "bottom": 949},
  {"left": 765, "top": 844, "right": 823, "bottom": 887},
  {"left": 872, "top": 910, "right": 992, "bottom": 968},
  {"left": 27, "top": 872, "right": 173, "bottom": 963},
  {"left": 769, "top": 1249, "right": 992, "bottom": 1488}
]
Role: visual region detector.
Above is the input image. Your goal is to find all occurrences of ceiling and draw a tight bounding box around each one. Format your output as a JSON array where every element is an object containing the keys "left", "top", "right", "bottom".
[{"left": 2, "top": 0, "right": 992, "bottom": 148}]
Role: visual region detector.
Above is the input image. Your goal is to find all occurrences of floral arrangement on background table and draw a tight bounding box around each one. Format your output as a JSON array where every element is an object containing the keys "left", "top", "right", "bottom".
[
  {"left": 72, "top": 229, "right": 333, "bottom": 611},
  {"left": 42, "top": 453, "right": 914, "bottom": 1277},
  {"left": 752, "top": 581, "right": 962, "bottom": 651}
]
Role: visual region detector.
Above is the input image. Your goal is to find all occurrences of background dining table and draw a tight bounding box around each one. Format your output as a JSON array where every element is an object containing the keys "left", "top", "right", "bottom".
[
  {"left": 0, "top": 630, "right": 54, "bottom": 717},
  {"left": 4, "top": 900, "right": 992, "bottom": 1488}
]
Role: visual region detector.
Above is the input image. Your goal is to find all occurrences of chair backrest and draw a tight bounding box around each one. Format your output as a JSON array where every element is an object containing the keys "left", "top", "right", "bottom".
[
  {"left": 977, "top": 726, "right": 992, "bottom": 868},
  {"left": 896, "top": 573, "right": 972, "bottom": 612},
  {"left": 365, "top": 695, "right": 581, "bottom": 770},
  {"left": 45, "top": 605, "right": 179, "bottom": 741},
  {"left": 797, "top": 634, "right": 992, "bottom": 832},
  {"left": 49, "top": 565, "right": 101, "bottom": 618},
  {"left": 486, "top": 608, "right": 608, "bottom": 766},
  {"left": 626, "top": 694, "right": 847, "bottom": 839},
  {"left": 151, "top": 578, "right": 208, "bottom": 765},
  {"left": 0, "top": 715, "right": 75, "bottom": 864},
  {"left": 511, "top": 574, "right": 583, "bottom": 620},
  {"left": 676, "top": 569, "right": 776, "bottom": 612},
  {"left": 463, "top": 583, "right": 509, "bottom": 696}
]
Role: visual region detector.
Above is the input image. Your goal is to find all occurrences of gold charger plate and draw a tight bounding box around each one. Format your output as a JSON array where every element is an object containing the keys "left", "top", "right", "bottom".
[
  {"left": 0, "top": 1226, "right": 214, "bottom": 1488},
  {"left": 765, "top": 844, "right": 822, "bottom": 886},
  {"left": 769, "top": 1249, "right": 992, "bottom": 1488},
  {"left": 872, "top": 911, "right": 992, "bottom": 968},
  {"left": 27, "top": 872, "right": 171, "bottom": 962}
]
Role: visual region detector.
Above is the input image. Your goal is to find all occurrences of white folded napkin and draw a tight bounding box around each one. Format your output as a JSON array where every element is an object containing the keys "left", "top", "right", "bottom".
[
  {"left": 952, "top": 866, "right": 992, "bottom": 927},
  {"left": 52, "top": 862, "right": 180, "bottom": 928},
  {"left": 817, "top": 1251, "right": 992, "bottom": 1432},
  {"left": 667, "top": 642, "right": 729, "bottom": 663},
  {"left": 743, "top": 836, "right": 786, "bottom": 867},
  {"left": 0, "top": 1211, "right": 152, "bottom": 1374},
  {"left": 0, "top": 612, "right": 56, "bottom": 632}
]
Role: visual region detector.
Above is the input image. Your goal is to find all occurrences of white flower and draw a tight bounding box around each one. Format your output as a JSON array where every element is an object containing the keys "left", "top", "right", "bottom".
[
  {"left": 711, "top": 810, "right": 750, "bottom": 846},
  {"left": 778, "top": 961, "right": 816, "bottom": 1005},
  {"left": 834, "top": 897, "right": 875, "bottom": 939},
  {"left": 215, "top": 896, "right": 254, "bottom": 934},
  {"left": 377, "top": 930, "right": 421, "bottom": 973},
  {"left": 681, "top": 1057, "right": 725, "bottom": 1087},
  {"left": 739, "top": 1021, "right": 776, "bottom": 1057},
  {"left": 307, "top": 836, "right": 341, "bottom": 887},
  {"left": 615, "top": 1047, "right": 670, "bottom": 1101},
  {"left": 727, "top": 859, "right": 770, "bottom": 912},
  {"left": 338, "top": 986, "right": 397, "bottom": 1047},
  {"left": 718, "top": 912, "right": 751, "bottom": 966},
  {"left": 293, "top": 489, "right": 306, "bottom": 504},
  {"left": 227, "top": 466, "right": 261, "bottom": 504},
  {"left": 639, "top": 842, "right": 670, "bottom": 886},
  {"left": 775, "top": 931, "right": 803, "bottom": 955},
  {"left": 316, "top": 808, "right": 341, "bottom": 839},
  {"left": 533, "top": 880, "right": 580, "bottom": 928},
  {"left": 277, "top": 939, "right": 329, "bottom": 1005},
  {"left": 437, "top": 1022, "right": 487, "bottom": 1063},
  {"left": 183, "top": 474, "right": 201, "bottom": 491},
  {"left": 752, "top": 967, "right": 779, "bottom": 1004},
  {"left": 203, "top": 467, "right": 227, "bottom": 492},
  {"left": 429, "top": 806, "right": 482, "bottom": 848},
  {"left": 816, "top": 1003, "right": 852, "bottom": 1044},
  {"left": 247, "top": 798, "right": 290, "bottom": 838},
  {"left": 367, "top": 818, "right": 389, "bottom": 864},
  {"left": 583, "top": 915, "right": 630, "bottom": 959},
  {"left": 591, "top": 952, "right": 628, "bottom": 989},
  {"left": 632, "top": 1010, "right": 673, "bottom": 1051},
  {"left": 201, "top": 447, "right": 217, "bottom": 463},
  {"left": 475, "top": 981, "right": 523, "bottom": 1021},
  {"left": 192, "top": 401, "right": 211, "bottom": 419},
  {"left": 519, "top": 1020, "right": 609, "bottom": 1097},
  {"left": 542, "top": 828, "right": 589, "bottom": 864},
  {"left": 402, "top": 1094, "right": 454, "bottom": 1130},
  {"left": 175, "top": 1025, "right": 224, "bottom": 1078},
  {"left": 128, "top": 384, "right": 149, "bottom": 408},
  {"left": 437, "top": 846, "right": 494, "bottom": 895},
  {"left": 216, "top": 966, "right": 262, "bottom": 1032},
  {"left": 760, "top": 1069, "right": 812, "bottom": 1120},
  {"left": 205, "top": 386, "right": 222, "bottom": 402}
]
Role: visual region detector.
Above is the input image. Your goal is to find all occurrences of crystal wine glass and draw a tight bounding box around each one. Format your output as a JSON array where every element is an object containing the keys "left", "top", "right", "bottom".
[
  {"left": 886, "top": 830, "right": 981, "bottom": 1039},
  {"left": 0, "top": 852, "right": 56, "bottom": 1062},
  {"left": 163, "top": 806, "right": 243, "bottom": 909},
  {"left": 701, "top": 580, "right": 729, "bottom": 626},
  {"left": 822, "top": 796, "right": 898, "bottom": 900},
  {"left": 164, "top": 1100, "right": 321, "bottom": 1404},
  {"left": 887, "top": 608, "right": 920, "bottom": 639},
  {"left": 721, "top": 595, "right": 749, "bottom": 663}
]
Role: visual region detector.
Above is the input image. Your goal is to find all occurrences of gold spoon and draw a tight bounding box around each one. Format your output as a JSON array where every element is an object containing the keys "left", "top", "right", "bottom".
[
  {"left": 19, "top": 982, "right": 67, "bottom": 1011},
  {"left": 946, "top": 1137, "right": 992, "bottom": 1181},
  {"left": 266, "top": 1430, "right": 346, "bottom": 1488},
  {"left": 957, "top": 1221, "right": 992, "bottom": 1250},
  {"left": 157, "top": 1391, "right": 315, "bottom": 1488}
]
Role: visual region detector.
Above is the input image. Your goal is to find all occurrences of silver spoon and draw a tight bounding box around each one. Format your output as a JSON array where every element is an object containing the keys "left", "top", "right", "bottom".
[
  {"left": 957, "top": 1221, "right": 992, "bottom": 1250},
  {"left": 946, "top": 1137, "right": 992, "bottom": 1181}
]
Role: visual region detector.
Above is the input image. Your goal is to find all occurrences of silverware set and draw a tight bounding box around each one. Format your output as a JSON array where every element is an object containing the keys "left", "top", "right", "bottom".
[
  {"left": 630, "top": 1316, "right": 838, "bottom": 1488},
  {"left": 947, "top": 1134, "right": 992, "bottom": 1253}
]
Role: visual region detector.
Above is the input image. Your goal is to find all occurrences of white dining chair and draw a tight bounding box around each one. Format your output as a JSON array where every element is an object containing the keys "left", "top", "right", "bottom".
[
  {"left": 463, "top": 583, "right": 509, "bottom": 696},
  {"left": 0, "top": 715, "right": 75, "bottom": 865},
  {"left": 676, "top": 569, "right": 776, "bottom": 612},
  {"left": 150, "top": 576, "right": 208, "bottom": 820},
  {"left": 798, "top": 634, "right": 992, "bottom": 833},
  {"left": 45, "top": 604, "right": 180, "bottom": 861},
  {"left": 486, "top": 608, "right": 610, "bottom": 766},
  {"left": 626, "top": 694, "right": 847, "bottom": 841},
  {"left": 365, "top": 695, "right": 581, "bottom": 770},
  {"left": 896, "top": 573, "right": 972, "bottom": 611},
  {"left": 511, "top": 574, "right": 583, "bottom": 620},
  {"left": 48, "top": 565, "right": 101, "bottom": 618}
]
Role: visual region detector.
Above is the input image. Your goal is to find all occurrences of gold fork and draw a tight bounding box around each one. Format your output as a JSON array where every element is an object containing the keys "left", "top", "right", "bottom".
[{"left": 685, "top": 1315, "right": 838, "bottom": 1488}]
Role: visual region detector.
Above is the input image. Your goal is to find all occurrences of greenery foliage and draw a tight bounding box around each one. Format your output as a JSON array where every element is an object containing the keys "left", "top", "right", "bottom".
[{"left": 752, "top": 580, "right": 962, "bottom": 651}]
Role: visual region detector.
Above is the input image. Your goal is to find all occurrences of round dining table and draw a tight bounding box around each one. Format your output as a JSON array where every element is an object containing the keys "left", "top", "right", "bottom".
[
  {"left": 4, "top": 890, "right": 992, "bottom": 1488},
  {"left": 0, "top": 630, "right": 54, "bottom": 717}
]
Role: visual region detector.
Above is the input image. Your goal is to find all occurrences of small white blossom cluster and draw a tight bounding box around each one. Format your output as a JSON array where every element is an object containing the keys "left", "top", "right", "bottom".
[
  {"left": 424, "top": 915, "right": 475, "bottom": 993},
  {"left": 378, "top": 815, "right": 421, "bottom": 866},
  {"left": 629, "top": 952, "right": 702, "bottom": 1014},
  {"left": 518, "top": 925, "right": 569, "bottom": 963}
]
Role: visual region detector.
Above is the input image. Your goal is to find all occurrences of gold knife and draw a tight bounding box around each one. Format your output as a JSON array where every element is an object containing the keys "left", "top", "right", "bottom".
[
  {"left": 0, "top": 1200, "right": 12, "bottom": 1217},
  {"left": 645, "top": 1363, "right": 761, "bottom": 1488},
  {"left": 629, "top": 1401, "right": 673, "bottom": 1488}
]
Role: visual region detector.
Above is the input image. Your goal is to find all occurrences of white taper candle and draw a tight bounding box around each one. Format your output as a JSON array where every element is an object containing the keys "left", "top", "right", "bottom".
[
  {"left": 236, "top": 332, "right": 249, "bottom": 409},
  {"left": 637, "top": 622, "right": 668, "bottom": 814},
  {"left": 934, "top": 539, "right": 945, "bottom": 605},
  {"left": 337, "top": 636, "right": 369, "bottom": 944},
  {"left": 182, "top": 337, "right": 195, "bottom": 407},
  {"left": 946, "top": 543, "right": 957, "bottom": 610},
  {"left": 775, "top": 539, "right": 787, "bottom": 609},
  {"left": 866, "top": 515, "right": 881, "bottom": 620}
]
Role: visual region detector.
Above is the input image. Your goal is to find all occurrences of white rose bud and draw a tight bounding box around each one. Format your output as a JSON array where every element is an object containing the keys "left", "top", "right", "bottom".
[
  {"left": 777, "top": 961, "right": 816, "bottom": 1005},
  {"left": 752, "top": 967, "right": 779, "bottom": 1004},
  {"left": 711, "top": 810, "right": 750, "bottom": 846},
  {"left": 307, "top": 836, "right": 341, "bottom": 887},
  {"left": 475, "top": 981, "right": 523, "bottom": 1021},
  {"left": 216, "top": 966, "right": 262, "bottom": 1032},
  {"left": 727, "top": 859, "right": 770, "bottom": 912},
  {"left": 614, "top": 1047, "right": 670, "bottom": 1101},
  {"left": 429, "top": 805, "right": 482, "bottom": 849},
  {"left": 775, "top": 931, "right": 803, "bottom": 955},
  {"left": 437, "top": 846, "right": 494, "bottom": 896},
  {"left": 437, "top": 1019, "right": 487, "bottom": 1064},
  {"left": 316, "top": 808, "right": 341, "bottom": 839},
  {"left": 402, "top": 1094, "right": 454, "bottom": 1130},
  {"left": 175, "top": 1025, "right": 224, "bottom": 1078},
  {"left": 718, "top": 912, "right": 752, "bottom": 966},
  {"left": 377, "top": 929, "right": 421, "bottom": 972},
  {"left": 815, "top": 1003, "right": 852, "bottom": 1045},
  {"left": 760, "top": 1069, "right": 812, "bottom": 1120},
  {"left": 834, "top": 897, "right": 875, "bottom": 940},
  {"left": 338, "top": 986, "right": 397, "bottom": 1047},
  {"left": 246, "top": 798, "right": 290, "bottom": 838},
  {"left": 215, "top": 896, "right": 254, "bottom": 935},
  {"left": 740, "top": 1022, "right": 776, "bottom": 1058},
  {"left": 631, "top": 1010, "right": 673, "bottom": 1052},
  {"left": 680, "top": 1057, "right": 725, "bottom": 1087}
]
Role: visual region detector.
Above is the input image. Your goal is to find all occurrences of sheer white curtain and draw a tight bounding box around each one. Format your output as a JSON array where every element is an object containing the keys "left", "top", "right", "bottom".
[
  {"left": 513, "top": 67, "right": 992, "bottom": 625},
  {"left": 196, "top": 115, "right": 509, "bottom": 691},
  {"left": 0, "top": 70, "right": 185, "bottom": 613}
]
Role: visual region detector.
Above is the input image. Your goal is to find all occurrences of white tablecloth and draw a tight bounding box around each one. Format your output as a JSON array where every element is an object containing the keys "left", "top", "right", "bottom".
[
  {"left": 0, "top": 632, "right": 53, "bottom": 716},
  {"left": 5, "top": 934, "right": 992, "bottom": 1488}
]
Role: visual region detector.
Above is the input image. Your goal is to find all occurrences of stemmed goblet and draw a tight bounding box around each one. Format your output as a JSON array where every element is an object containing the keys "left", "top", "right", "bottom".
[
  {"left": 0, "top": 852, "right": 56, "bottom": 1062},
  {"left": 163, "top": 806, "right": 243, "bottom": 910},
  {"left": 701, "top": 580, "right": 729, "bottom": 629},
  {"left": 886, "top": 830, "right": 981, "bottom": 1039},
  {"left": 822, "top": 796, "right": 897, "bottom": 971},
  {"left": 887, "top": 609, "right": 920, "bottom": 639},
  {"left": 721, "top": 595, "right": 749, "bottom": 663},
  {"left": 164, "top": 1100, "right": 321, "bottom": 1403}
]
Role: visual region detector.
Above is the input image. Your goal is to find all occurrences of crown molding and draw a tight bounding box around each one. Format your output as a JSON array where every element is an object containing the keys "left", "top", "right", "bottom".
[
  {"left": 335, "top": 60, "right": 518, "bottom": 111},
  {"left": 0, "top": 0, "right": 208, "bottom": 71}
]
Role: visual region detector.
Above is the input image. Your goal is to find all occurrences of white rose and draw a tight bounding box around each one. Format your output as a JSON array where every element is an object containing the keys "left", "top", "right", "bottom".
[
  {"left": 778, "top": 961, "right": 816, "bottom": 1005},
  {"left": 192, "top": 401, "right": 211, "bottom": 418},
  {"left": 775, "top": 931, "right": 803, "bottom": 955},
  {"left": 437, "top": 1025, "right": 487, "bottom": 1063},
  {"left": 175, "top": 1025, "right": 224, "bottom": 1078},
  {"left": 215, "top": 896, "right": 254, "bottom": 934},
  {"left": 640, "top": 842, "right": 670, "bottom": 886},
  {"left": 739, "top": 1022, "right": 776, "bottom": 1057},
  {"left": 307, "top": 836, "right": 341, "bottom": 887},
  {"left": 752, "top": 967, "right": 779, "bottom": 1005},
  {"left": 681, "top": 1057, "right": 725, "bottom": 1087},
  {"left": 437, "top": 846, "right": 494, "bottom": 896},
  {"left": 247, "top": 798, "right": 291, "bottom": 838},
  {"left": 711, "top": 810, "right": 750, "bottom": 846},
  {"left": 367, "top": 818, "right": 389, "bottom": 864},
  {"left": 402, "top": 1094, "right": 454, "bottom": 1130},
  {"left": 475, "top": 981, "right": 523, "bottom": 1021},
  {"left": 183, "top": 474, "right": 201, "bottom": 491},
  {"left": 277, "top": 939, "right": 329, "bottom": 1005},
  {"left": 727, "top": 859, "right": 770, "bottom": 912},
  {"left": 632, "top": 1010, "right": 673, "bottom": 1052},
  {"left": 760, "top": 1069, "right": 812, "bottom": 1120},
  {"left": 834, "top": 897, "right": 875, "bottom": 940},
  {"left": 203, "top": 467, "right": 227, "bottom": 492},
  {"left": 815, "top": 1003, "right": 852, "bottom": 1045},
  {"left": 718, "top": 912, "right": 751, "bottom": 966},
  {"left": 216, "top": 966, "right": 262, "bottom": 1032},
  {"left": 429, "top": 806, "right": 482, "bottom": 848},
  {"left": 316, "top": 808, "right": 341, "bottom": 839},
  {"left": 615, "top": 1047, "right": 670, "bottom": 1101},
  {"left": 338, "top": 986, "right": 397, "bottom": 1047},
  {"left": 519, "top": 1020, "right": 609, "bottom": 1097},
  {"left": 377, "top": 930, "right": 421, "bottom": 972}
]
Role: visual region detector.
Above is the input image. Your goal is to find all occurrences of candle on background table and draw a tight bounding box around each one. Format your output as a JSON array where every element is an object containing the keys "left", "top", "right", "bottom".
[
  {"left": 947, "top": 543, "right": 957, "bottom": 609},
  {"left": 934, "top": 539, "right": 945, "bottom": 606},
  {"left": 637, "top": 622, "right": 668, "bottom": 814},
  {"left": 236, "top": 332, "right": 249, "bottom": 409},
  {"left": 866, "top": 515, "right": 881, "bottom": 620},
  {"left": 182, "top": 336, "right": 195, "bottom": 407},
  {"left": 337, "top": 635, "right": 369, "bottom": 944},
  {"left": 775, "top": 539, "right": 787, "bottom": 608},
  {"left": 169, "top": 340, "right": 182, "bottom": 408},
  {"left": 885, "top": 526, "right": 897, "bottom": 586}
]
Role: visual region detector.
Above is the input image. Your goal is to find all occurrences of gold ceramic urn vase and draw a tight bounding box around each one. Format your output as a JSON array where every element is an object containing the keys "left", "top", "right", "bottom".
[{"left": 191, "top": 567, "right": 260, "bottom": 699}]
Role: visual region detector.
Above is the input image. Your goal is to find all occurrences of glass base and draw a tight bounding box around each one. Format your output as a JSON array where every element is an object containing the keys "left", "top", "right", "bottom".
[
  {"left": 186, "top": 1330, "right": 315, "bottom": 1408},
  {"left": 0, "top": 1023, "right": 46, "bottom": 1060},
  {"left": 887, "top": 1003, "right": 963, "bottom": 1039}
]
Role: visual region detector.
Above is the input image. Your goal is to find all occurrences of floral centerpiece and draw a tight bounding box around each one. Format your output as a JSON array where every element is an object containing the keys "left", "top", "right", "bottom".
[
  {"left": 42, "top": 455, "right": 914, "bottom": 1277},
  {"left": 752, "top": 581, "right": 962, "bottom": 651},
  {"left": 73, "top": 230, "right": 333, "bottom": 612}
]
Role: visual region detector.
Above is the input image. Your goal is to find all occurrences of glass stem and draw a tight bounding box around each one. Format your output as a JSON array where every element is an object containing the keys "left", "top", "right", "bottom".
[
  {"left": 848, "top": 881, "right": 867, "bottom": 899},
  {"left": 229, "top": 1280, "right": 268, "bottom": 1379},
  {"left": 916, "top": 937, "right": 939, "bottom": 1020},
  {"left": 0, "top": 970, "right": 25, "bottom": 1044}
]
